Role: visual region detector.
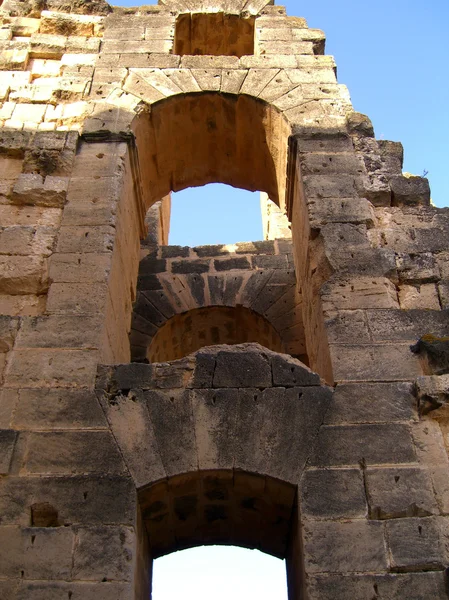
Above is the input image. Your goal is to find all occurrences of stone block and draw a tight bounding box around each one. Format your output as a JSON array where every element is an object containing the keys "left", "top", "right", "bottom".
[
  {"left": 303, "top": 520, "right": 387, "bottom": 573},
  {"left": 382, "top": 225, "right": 449, "bottom": 255},
  {"left": 300, "top": 152, "right": 363, "bottom": 176},
  {"left": 111, "top": 363, "right": 154, "bottom": 391},
  {"left": 396, "top": 252, "right": 440, "bottom": 283},
  {"left": 72, "top": 526, "right": 134, "bottom": 582},
  {"left": 0, "top": 474, "right": 135, "bottom": 527},
  {"left": 0, "top": 225, "right": 52, "bottom": 257},
  {"left": 359, "top": 173, "right": 391, "bottom": 206},
  {"left": 271, "top": 353, "right": 320, "bottom": 386},
  {"left": 40, "top": 11, "right": 99, "bottom": 36},
  {"left": 439, "top": 281, "right": 449, "bottom": 309},
  {"left": 259, "top": 40, "right": 314, "bottom": 55},
  {"left": 239, "top": 55, "right": 298, "bottom": 69},
  {"left": 102, "top": 39, "right": 171, "bottom": 54},
  {"left": 11, "top": 173, "right": 68, "bottom": 207},
  {"left": 390, "top": 175, "right": 431, "bottom": 206},
  {"left": 191, "top": 352, "right": 215, "bottom": 388},
  {"left": 310, "top": 424, "right": 416, "bottom": 467},
  {"left": 212, "top": 348, "right": 272, "bottom": 388},
  {"left": 0, "top": 42, "right": 29, "bottom": 70},
  {"left": 386, "top": 517, "right": 447, "bottom": 571},
  {"left": 0, "top": 429, "right": 17, "bottom": 474},
  {"left": 252, "top": 255, "right": 287, "bottom": 269},
  {"left": 398, "top": 283, "right": 441, "bottom": 310},
  {"left": 0, "top": 255, "right": 48, "bottom": 295},
  {"left": 307, "top": 197, "right": 375, "bottom": 228},
  {"left": 23, "top": 431, "right": 126, "bottom": 475},
  {"left": 11, "top": 17, "right": 40, "bottom": 36},
  {"left": 220, "top": 68, "right": 247, "bottom": 94},
  {"left": 65, "top": 36, "right": 101, "bottom": 54},
  {"left": 232, "top": 386, "right": 331, "bottom": 482},
  {"left": 415, "top": 374, "right": 449, "bottom": 416},
  {"left": 302, "top": 174, "right": 358, "bottom": 199},
  {"left": 171, "top": 259, "right": 209, "bottom": 274},
  {"left": 144, "top": 389, "right": 197, "bottom": 477},
  {"left": 0, "top": 581, "right": 18, "bottom": 600},
  {"left": 15, "top": 581, "right": 132, "bottom": 600},
  {"left": 12, "top": 388, "right": 106, "bottom": 429},
  {"left": 329, "top": 343, "right": 420, "bottom": 382},
  {"left": 367, "top": 308, "right": 449, "bottom": 342},
  {"left": 347, "top": 112, "right": 374, "bottom": 137},
  {"left": 49, "top": 253, "right": 112, "bottom": 283},
  {"left": 5, "top": 348, "right": 99, "bottom": 388},
  {"left": 0, "top": 525, "right": 74, "bottom": 580},
  {"left": 100, "top": 389, "right": 165, "bottom": 488},
  {"left": 180, "top": 55, "right": 240, "bottom": 70},
  {"left": 325, "top": 382, "right": 415, "bottom": 424},
  {"left": 46, "top": 282, "right": 109, "bottom": 314},
  {"left": 321, "top": 277, "right": 399, "bottom": 310},
  {"left": 191, "top": 388, "right": 239, "bottom": 471},
  {"left": 366, "top": 467, "right": 438, "bottom": 519},
  {"left": 308, "top": 572, "right": 448, "bottom": 600},
  {"left": 56, "top": 225, "right": 115, "bottom": 253},
  {"left": 301, "top": 468, "right": 367, "bottom": 518},
  {"left": 324, "top": 310, "right": 371, "bottom": 344},
  {"left": 104, "top": 26, "right": 145, "bottom": 40},
  {"left": 16, "top": 315, "right": 103, "bottom": 349},
  {"left": 0, "top": 295, "right": 46, "bottom": 318},
  {"left": 70, "top": 142, "right": 127, "bottom": 179},
  {"left": 152, "top": 360, "right": 193, "bottom": 389},
  {"left": 118, "top": 53, "right": 180, "bottom": 68}
]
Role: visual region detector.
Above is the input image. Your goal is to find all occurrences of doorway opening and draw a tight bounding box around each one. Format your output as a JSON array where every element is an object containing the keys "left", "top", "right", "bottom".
[{"left": 152, "top": 546, "right": 288, "bottom": 600}]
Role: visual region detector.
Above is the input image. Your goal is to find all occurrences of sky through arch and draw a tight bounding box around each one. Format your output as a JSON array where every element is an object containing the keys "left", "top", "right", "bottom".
[
  {"left": 169, "top": 184, "right": 263, "bottom": 246},
  {"left": 152, "top": 546, "right": 288, "bottom": 600},
  {"left": 114, "top": 1, "right": 448, "bottom": 597}
]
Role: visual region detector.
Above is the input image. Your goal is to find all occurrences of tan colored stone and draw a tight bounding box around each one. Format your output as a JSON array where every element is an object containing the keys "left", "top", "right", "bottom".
[
  {"left": 398, "top": 283, "right": 441, "bottom": 310},
  {"left": 0, "top": 294, "right": 46, "bottom": 316},
  {"left": 322, "top": 278, "right": 399, "bottom": 310},
  {"left": 0, "top": 255, "right": 48, "bottom": 295},
  {"left": 4, "top": 348, "right": 99, "bottom": 388}
]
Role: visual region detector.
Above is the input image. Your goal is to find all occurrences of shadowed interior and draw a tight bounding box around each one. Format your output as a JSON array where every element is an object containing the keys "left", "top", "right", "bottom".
[
  {"left": 133, "top": 93, "right": 291, "bottom": 210},
  {"left": 174, "top": 13, "right": 256, "bottom": 57},
  {"left": 147, "top": 305, "right": 284, "bottom": 362},
  {"left": 139, "top": 470, "right": 296, "bottom": 559}
]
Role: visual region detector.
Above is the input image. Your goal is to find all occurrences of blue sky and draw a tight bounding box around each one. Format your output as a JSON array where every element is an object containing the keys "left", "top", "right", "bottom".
[
  {"left": 168, "top": 0, "right": 449, "bottom": 245},
  {"left": 114, "top": 0, "right": 448, "bottom": 595}
]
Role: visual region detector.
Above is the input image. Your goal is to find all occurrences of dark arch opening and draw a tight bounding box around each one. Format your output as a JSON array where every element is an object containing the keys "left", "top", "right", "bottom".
[
  {"left": 139, "top": 470, "right": 296, "bottom": 559},
  {"left": 147, "top": 305, "right": 284, "bottom": 363}
]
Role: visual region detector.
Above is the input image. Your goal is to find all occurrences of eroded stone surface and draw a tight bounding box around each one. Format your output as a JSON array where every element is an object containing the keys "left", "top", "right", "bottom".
[{"left": 0, "top": 0, "right": 448, "bottom": 597}]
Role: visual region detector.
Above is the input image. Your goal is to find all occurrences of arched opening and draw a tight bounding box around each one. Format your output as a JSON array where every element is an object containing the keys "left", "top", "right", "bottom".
[
  {"left": 169, "top": 184, "right": 264, "bottom": 246},
  {"left": 147, "top": 305, "right": 284, "bottom": 363},
  {"left": 138, "top": 470, "right": 299, "bottom": 599},
  {"left": 153, "top": 546, "right": 287, "bottom": 600},
  {"left": 133, "top": 92, "right": 291, "bottom": 211},
  {"left": 100, "top": 348, "right": 332, "bottom": 600},
  {"left": 139, "top": 471, "right": 296, "bottom": 559}
]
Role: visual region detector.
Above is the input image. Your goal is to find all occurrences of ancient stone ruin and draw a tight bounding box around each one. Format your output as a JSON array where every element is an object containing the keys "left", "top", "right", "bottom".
[{"left": 0, "top": 0, "right": 449, "bottom": 598}]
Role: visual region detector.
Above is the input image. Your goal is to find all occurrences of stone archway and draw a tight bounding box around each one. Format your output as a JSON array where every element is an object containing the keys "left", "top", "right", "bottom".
[
  {"left": 96, "top": 343, "right": 332, "bottom": 599},
  {"left": 131, "top": 92, "right": 291, "bottom": 210}
]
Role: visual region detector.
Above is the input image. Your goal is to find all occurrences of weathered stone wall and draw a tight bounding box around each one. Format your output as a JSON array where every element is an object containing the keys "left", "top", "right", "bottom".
[
  {"left": 131, "top": 238, "right": 304, "bottom": 362},
  {"left": 0, "top": 0, "right": 449, "bottom": 598}
]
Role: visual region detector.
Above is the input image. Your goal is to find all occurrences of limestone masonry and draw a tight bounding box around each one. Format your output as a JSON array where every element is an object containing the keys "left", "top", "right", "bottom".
[{"left": 0, "top": 0, "right": 449, "bottom": 598}]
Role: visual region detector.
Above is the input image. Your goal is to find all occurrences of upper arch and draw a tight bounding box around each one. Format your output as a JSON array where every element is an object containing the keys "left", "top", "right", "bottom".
[{"left": 131, "top": 91, "right": 291, "bottom": 210}]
